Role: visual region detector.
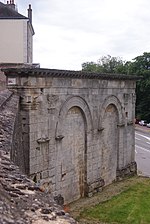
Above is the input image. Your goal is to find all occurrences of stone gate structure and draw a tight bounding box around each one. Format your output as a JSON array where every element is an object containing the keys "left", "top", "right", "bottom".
[{"left": 4, "top": 68, "right": 138, "bottom": 204}]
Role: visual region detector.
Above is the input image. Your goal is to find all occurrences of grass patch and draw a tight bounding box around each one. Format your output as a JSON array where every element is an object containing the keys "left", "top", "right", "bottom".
[{"left": 78, "top": 178, "right": 150, "bottom": 224}]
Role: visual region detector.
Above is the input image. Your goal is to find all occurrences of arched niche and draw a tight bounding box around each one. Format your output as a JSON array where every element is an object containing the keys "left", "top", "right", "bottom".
[
  {"left": 98, "top": 95, "right": 125, "bottom": 185},
  {"left": 56, "top": 96, "right": 93, "bottom": 139},
  {"left": 98, "top": 95, "right": 125, "bottom": 130},
  {"left": 55, "top": 96, "right": 93, "bottom": 203}
]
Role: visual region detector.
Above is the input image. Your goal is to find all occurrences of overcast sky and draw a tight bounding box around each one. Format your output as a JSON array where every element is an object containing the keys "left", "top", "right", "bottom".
[{"left": 8, "top": 0, "right": 150, "bottom": 70}]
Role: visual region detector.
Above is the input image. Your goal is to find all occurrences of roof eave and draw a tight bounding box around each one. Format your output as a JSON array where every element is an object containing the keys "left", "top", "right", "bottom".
[{"left": 2, "top": 68, "right": 143, "bottom": 81}]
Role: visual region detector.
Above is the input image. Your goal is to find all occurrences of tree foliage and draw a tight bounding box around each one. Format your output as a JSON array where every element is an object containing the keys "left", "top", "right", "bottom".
[
  {"left": 127, "top": 52, "right": 150, "bottom": 121},
  {"left": 82, "top": 55, "right": 125, "bottom": 73},
  {"left": 82, "top": 52, "right": 150, "bottom": 121}
]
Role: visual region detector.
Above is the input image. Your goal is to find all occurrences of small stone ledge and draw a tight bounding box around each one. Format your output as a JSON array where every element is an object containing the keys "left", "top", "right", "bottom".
[
  {"left": 117, "top": 123, "right": 125, "bottom": 127},
  {"left": 98, "top": 127, "right": 104, "bottom": 132},
  {"left": 127, "top": 120, "right": 134, "bottom": 125},
  {"left": 37, "top": 137, "right": 50, "bottom": 144},
  {"left": 55, "top": 135, "right": 65, "bottom": 141}
]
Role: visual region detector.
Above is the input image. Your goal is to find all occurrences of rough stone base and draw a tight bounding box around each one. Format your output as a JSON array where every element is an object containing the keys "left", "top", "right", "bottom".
[
  {"left": 116, "top": 161, "right": 137, "bottom": 180},
  {"left": 86, "top": 178, "right": 105, "bottom": 197}
]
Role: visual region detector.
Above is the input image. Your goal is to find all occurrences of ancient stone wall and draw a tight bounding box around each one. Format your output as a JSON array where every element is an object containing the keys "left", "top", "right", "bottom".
[
  {"left": 0, "top": 63, "right": 40, "bottom": 91},
  {"left": 0, "top": 69, "right": 6, "bottom": 91},
  {"left": 4, "top": 68, "right": 138, "bottom": 204},
  {"left": 0, "top": 89, "right": 77, "bottom": 223}
]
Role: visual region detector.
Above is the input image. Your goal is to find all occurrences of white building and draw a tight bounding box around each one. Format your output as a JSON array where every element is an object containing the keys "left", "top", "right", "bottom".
[{"left": 0, "top": 0, "right": 34, "bottom": 64}]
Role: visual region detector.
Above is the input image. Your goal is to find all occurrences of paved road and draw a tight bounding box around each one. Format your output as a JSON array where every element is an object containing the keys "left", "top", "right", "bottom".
[{"left": 135, "top": 126, "right": 150, "bottom": 177}]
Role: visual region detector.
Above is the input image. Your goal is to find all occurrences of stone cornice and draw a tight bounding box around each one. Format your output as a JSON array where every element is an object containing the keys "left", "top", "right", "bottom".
[{"left": 3, "top": 68, "right": 142, "bottom": 80}]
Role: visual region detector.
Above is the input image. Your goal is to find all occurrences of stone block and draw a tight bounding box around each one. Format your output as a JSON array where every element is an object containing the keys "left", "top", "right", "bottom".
[
  {"left": 30, "top": 165, "right": 37, "bottom": 174},
  {"left": 130, "top": 161, "right": 137, "bottom": 173},
  {"left": 42, "top": 170, "right": 49, "bottom": 179},
  {"left": 87, "top": 178, "right": 105, "bottom": 193}
]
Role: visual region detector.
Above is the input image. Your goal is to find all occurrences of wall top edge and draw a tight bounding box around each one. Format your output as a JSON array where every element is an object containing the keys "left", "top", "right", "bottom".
[{"left": 2, "top": 67, "right": 142, "bottom": 81}]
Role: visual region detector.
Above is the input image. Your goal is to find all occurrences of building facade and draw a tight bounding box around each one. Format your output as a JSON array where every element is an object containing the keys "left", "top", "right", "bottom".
[
  {"left": 0, "top": 1, "right": 36, "bottom": 90},
  {"left": 4, "top": 68, "right": 138, "bottom": 204},
  {"left": 0, "top": 1, "right": 34, "bottom": 64}
]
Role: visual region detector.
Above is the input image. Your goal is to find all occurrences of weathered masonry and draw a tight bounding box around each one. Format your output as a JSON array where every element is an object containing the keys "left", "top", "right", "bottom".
[{"left": 4, "top": 68, "right": 138, "bottom": 204}]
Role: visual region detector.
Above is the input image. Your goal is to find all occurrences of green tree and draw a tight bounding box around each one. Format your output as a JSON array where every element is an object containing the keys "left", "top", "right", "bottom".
[
  {"left": 127, "top": 52, "right": 150, "bottom": 121},
  {"left": 81, "top": 53, "right": 150, "bottom": 121},
  {"left": 82, "top": 55, "right": 125, "bottom": 73},
  {"left": 81, "top": 61, "right": 102, "bottom": 73},
  {"left": 98, "top": 55, "right": 125, "bottom": 73}
]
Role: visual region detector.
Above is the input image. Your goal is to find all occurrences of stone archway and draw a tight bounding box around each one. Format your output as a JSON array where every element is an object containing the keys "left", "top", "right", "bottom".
[
  {"left": 59, "top": 106, "right": 85, "bottom": 203},
  {"left": 55, "top": 96, "right": 93, "bottom": 203},
  {"left": 101, "top": 104, "right": 119, "bottom": 185},
  {"left": 98, "top": 95, "right": 125, "bottom": 185}
]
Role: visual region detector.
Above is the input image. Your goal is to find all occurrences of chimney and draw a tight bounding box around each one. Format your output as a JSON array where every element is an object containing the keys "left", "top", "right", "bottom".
[
  {"left": 28, "top": 4, "right": 32, "bottom": 24},
  {"left": 6, "top": 0, "right": 16, "bottom": 11}
]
